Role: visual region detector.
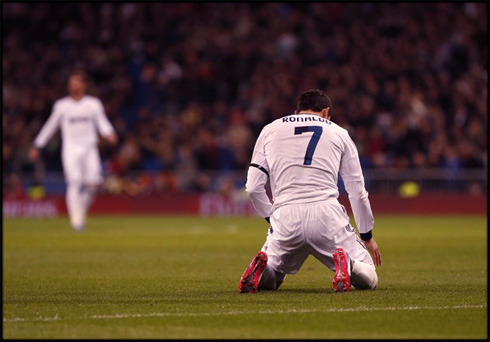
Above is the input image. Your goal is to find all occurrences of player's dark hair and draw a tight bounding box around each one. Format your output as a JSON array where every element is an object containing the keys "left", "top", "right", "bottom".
[{"left": 297, "top": 89, "right": 333, "bottom": 113}]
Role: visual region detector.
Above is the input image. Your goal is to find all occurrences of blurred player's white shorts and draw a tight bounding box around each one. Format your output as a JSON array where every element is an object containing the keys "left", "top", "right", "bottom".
[
  {"left": 263, "top": 199, "right": 375, "bottom": 275},
  {"left": 62, "top": 144, "right": 103, "bottom": 185}
]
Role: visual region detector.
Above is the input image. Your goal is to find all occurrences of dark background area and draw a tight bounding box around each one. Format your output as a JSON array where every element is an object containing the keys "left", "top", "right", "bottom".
[{"left": 2, "top": 2, "right": 487, "bottom": 198}]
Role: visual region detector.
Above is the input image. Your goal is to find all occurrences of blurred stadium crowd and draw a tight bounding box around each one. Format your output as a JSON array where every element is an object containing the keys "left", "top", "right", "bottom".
[{"left": 2, "top": 3, "right": 488, "bottom": 197}]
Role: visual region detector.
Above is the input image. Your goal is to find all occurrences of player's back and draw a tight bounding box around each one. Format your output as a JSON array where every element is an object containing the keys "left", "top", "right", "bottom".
[{"left": 262, "top": 114, "right": 348, "bottom": 211}]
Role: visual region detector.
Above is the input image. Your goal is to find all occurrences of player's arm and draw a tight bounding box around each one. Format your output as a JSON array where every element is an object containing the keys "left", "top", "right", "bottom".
[
  {"left": 246, "top": 128, "right": 272, "bottom": 221},
  {"left": 30, "top": 102, "right": 62, "bottom": 162},
  {"left": 340, "top": 131, "right": 382, "bottom": 266},
  {"left": 94, "top": 99, "right": 118, "bottom": 145},
  {"left": 246, "top": 167, "right": 272, "bottom": 220}
]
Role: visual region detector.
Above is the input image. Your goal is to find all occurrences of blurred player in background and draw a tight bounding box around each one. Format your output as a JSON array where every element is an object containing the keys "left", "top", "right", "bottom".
[
  {"left": 30, "top": 71, "right": 117, "bottom": 231},
  {"left": 239, "top": 89, "right": 382, "bottom": 293}
]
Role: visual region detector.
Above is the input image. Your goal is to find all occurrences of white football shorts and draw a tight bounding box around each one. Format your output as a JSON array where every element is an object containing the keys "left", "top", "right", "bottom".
[
  {"left": 62, "top": 144, "right": 103, "bottom": 185},
  {"left": 262, "top": 199, "right": 375, "bottom": 275}
]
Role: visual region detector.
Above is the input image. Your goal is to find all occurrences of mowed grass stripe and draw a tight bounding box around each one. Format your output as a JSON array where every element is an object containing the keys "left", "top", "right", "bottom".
[{"left": 4, "top": 304, "right": 487, "bottom": 323}]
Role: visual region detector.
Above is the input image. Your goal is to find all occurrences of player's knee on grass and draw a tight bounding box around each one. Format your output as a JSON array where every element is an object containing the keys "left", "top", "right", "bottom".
[
  {"left": 275, "top": 271, "right": 286, "bottom": 290},
  {"left": 258, "top": 266, "right": 285, "bottom": 291},
  {"left": 350, "top": 260, "right": 378, "bottom": 290}
]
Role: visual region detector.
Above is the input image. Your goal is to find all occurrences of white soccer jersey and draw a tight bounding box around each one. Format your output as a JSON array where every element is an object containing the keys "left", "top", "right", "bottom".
[
  {"left": 34, "top": 95, "right": 115, "bottom": 149},
  {"left": 246, "top": 113, "right": 374, "bottom": 235}
]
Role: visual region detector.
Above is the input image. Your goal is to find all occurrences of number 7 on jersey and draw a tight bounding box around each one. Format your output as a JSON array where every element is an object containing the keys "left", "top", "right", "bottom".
[{"left": 294, "top": 126, "right": 323, "bottom": 165}]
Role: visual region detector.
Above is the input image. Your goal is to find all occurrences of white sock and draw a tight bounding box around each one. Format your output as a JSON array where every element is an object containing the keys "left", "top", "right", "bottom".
[
  {"left": 66, "top": 182, "right": 85, "bottom": 230},
  {"left": 350, "top": 259, "right": 378, "bottom": 290}
]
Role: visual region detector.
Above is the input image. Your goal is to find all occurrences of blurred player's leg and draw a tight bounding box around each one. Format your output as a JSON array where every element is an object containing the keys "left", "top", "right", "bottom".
[
  {"left": 66, "top": 182, "right": 85, "bottom": 231},
  {"left": 62, "top": 147, "right": 85, "bottom": 231},
  {"left": 81, "top": 184, "right": 98, "bottom": 212},
  {"left": 80, "top": 148, "right": 103, "bottom": 225}
]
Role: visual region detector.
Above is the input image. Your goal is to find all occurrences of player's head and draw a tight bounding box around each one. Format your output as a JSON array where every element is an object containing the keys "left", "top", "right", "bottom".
[
  {"left": 296, "top": 89, "right": 333, "bottom": 119},
  {"left": 68, "top": 70, "right": 88, "bottom": 97}
]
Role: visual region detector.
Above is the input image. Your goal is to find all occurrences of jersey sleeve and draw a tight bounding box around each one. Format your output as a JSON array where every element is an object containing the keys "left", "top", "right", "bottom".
[
  {"left": 339, "top": 130, "right": 374, "bottom": 239},
  {"left": 33, "top": 101, "right": 62, "bottom": 148},
  {"left": 93, "top": 99, "right": 115, "bottom": 137},
  {"left": 246, "top": 127, "right": 272, "bottom": 218}
]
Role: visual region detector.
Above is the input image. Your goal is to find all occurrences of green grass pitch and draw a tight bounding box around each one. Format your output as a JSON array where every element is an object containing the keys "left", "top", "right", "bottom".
[{"left": 2, "top": 214, "right": 487, "bottom": 339}]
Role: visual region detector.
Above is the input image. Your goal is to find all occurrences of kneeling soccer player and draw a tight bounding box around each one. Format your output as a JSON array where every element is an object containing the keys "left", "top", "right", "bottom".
[{"left": 239, "top": 89, "right": 382, "bottom": 293}]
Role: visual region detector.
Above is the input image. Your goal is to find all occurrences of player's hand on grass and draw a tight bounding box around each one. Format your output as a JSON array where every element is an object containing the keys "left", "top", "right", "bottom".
[
  {"left": 29, "top": 147, "right": 39, "bottom": 162},
  {"left": 363, "top": 238, "right": 382, "bottom": 266}
]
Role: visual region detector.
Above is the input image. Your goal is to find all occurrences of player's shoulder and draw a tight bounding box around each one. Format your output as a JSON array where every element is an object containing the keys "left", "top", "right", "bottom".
[
  {"left": 83, "top": 95, "right": 102, "bottom": 104},
  {"left": 329, "top": 120, "right": 349, "bottom": 134},
  {"left": 327, "top": 120, "right": 354, "bottom": 143},
  {"left": 82, "top": 96, "right": 105, "bottom": 111},
  {"left": 257, "top": 116, "right": 288, "bottom": 138},
  {"left": 55, "top": 96, "right": 71, "bottom": 105},
  {"left": 258, "top": 117, "right": 282, "bottom": 135},
  {"left": 52, "top": 96, "right": 73, "bottom": 112}
]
